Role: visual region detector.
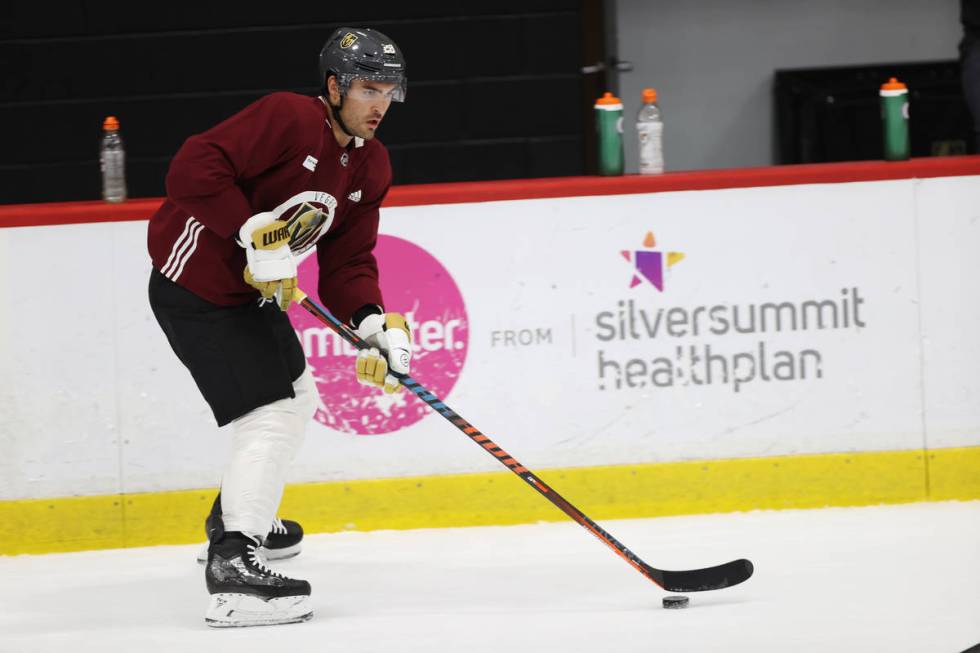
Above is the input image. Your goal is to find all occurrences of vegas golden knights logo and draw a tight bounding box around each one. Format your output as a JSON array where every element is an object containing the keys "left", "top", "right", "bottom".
[
  {"left": 340, "top": 33, "right": 357, "bottom": 49},
  {"left": 284, "top": 202, "right": 328, "bottom": 252}
]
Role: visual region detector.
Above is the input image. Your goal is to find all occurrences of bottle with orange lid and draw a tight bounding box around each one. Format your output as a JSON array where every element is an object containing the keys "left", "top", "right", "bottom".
[
  {"left": 595, "top": 91, "right": 624, "bottom": 176},
  {"left": 636, "top": 87, "right": 664, "bottom": 174},
  {"left": 880, "top": 77, "right": 910, "bottom": 161},
  {"left": 100, "top": 115, "right": 127, "bottom": 202}
]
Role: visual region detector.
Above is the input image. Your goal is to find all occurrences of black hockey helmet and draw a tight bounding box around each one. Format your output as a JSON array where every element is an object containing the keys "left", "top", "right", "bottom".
[{"left": 319, "top": 27, "right": 407, "bottom": 102}]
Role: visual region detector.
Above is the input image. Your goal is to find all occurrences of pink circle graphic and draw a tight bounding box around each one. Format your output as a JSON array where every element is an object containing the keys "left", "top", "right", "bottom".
[{"left": 290, "top": 235, "right": 468, "bottom": 435}]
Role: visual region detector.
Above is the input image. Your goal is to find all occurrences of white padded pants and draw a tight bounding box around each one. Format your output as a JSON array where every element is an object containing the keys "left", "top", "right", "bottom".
[{"left": 220, "top": 366, "right": 317, "bottom": 539}]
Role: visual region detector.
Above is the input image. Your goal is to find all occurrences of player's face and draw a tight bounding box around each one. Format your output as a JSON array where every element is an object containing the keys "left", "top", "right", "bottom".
[{"left": 339, "top": 79, "right": 397, "bottom": 140}]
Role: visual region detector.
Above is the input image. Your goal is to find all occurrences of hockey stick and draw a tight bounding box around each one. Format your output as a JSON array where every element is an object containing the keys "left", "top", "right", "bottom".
[{"left": 293, "top": 289, "right": 753, "bottom": 592}]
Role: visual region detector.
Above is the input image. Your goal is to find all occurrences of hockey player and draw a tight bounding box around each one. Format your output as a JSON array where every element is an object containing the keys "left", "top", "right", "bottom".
[{"left": 146, "top": 27, "right": 412, "bottom": 627}]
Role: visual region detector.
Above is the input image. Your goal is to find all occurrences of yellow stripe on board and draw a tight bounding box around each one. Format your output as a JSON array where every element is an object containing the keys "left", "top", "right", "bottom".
[{"left": 1, "top": 446, "right": 978, "bottom": 556}]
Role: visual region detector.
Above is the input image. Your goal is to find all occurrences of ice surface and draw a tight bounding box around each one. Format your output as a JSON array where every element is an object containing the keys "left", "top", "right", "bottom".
[{"left": 1, "top": 501, "right": 978, "bottom": 652}]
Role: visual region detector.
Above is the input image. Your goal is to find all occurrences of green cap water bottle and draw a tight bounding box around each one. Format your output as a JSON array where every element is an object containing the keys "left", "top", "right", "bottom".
[
  {"left": 880, "top": 77, "right": 910, "bottom": 161},
  {"left": 595, "top": 91, "right": 624, "bottom": 176}
]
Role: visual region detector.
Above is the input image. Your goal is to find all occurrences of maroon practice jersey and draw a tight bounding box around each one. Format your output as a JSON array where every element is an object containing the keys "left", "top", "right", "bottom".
[{"left": 147, "top": 92, "right": 391, "bottom": 323}]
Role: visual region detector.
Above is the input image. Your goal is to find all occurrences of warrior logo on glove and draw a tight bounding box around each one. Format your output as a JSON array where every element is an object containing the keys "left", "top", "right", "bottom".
[{"left": 261, "top": 225, "right": 290, "bottom": 248}]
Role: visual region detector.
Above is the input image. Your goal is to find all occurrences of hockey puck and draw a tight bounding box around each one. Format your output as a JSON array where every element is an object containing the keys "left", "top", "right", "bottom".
[{"left": 662, "top": 595, "right": 689, "bottom": 609}]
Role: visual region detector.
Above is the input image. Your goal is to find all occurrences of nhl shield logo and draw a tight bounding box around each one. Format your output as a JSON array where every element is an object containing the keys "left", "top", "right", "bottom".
[
  {"left": 340, "top": 33, "right": 357, "bottom": 49},
  {"left": 340, "top": 152, "right": 349, "bottom": 167}
]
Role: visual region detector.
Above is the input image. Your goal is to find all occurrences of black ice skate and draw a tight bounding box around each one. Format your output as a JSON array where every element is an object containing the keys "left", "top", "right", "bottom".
[
  {"left": 196, "top": 493, "right": 304, "bottom": 563},
  {"left": 204, "top": 531, "right": 313, "bottom": 627}
]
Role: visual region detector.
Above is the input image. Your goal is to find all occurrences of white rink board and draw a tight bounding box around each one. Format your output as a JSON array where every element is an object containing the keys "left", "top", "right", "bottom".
[
  {"left": 375, "top": 181, "right": 923, "bottom": 466},
  {"left": 1, "top": 176, "right": 978, "bottom": 500},
  {"left": 914, "top": 175, "right": 980, "bottom": 449}
]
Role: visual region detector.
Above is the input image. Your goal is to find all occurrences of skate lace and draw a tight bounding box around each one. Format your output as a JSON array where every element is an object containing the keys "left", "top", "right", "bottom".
[
  {"left": 271, "top": 518, "right": 287, "bottom": 535},
  {"left": 247, "top": 543, "right": 286, "bottom": 579}
]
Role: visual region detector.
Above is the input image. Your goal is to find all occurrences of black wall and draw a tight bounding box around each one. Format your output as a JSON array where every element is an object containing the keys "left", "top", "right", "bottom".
[
  {"left": 0, "top": 2, "right": 599, "bottom": 204},
  {"left": 775, "top": 60, "right": 973, "bottom": 164}
]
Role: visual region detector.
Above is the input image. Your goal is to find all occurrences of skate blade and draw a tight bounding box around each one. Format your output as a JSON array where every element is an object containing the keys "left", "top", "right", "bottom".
[
  {"left": 205, "top": 593, "right": 313, "bottom": 628},
  {"left": 264, "top": 542, "right": 302, "bottom": 560},
  {"left": 196, "top": 542, "right": 302, "bottom": 563}
]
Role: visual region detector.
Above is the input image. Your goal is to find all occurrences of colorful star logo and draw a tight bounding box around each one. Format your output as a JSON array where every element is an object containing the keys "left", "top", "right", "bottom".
[{"left": 621, "top": 231, "right": 685, "bottom": 291}]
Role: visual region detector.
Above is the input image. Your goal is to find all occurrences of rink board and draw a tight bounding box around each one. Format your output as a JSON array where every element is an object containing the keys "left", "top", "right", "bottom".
[
  {"left": 1, "top": 446, "right": 977, "bottom": 555},
  {"left": 1, "top": 170, "right": 979, "bottom": 554}
]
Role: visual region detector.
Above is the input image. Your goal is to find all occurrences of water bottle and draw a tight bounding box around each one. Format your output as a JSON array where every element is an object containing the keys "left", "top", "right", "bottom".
[
  {"left": 595, "top": 92, "right": 624, "bottom": 176},
  {"left": 880, "top": 77, "right": 910, "bottom": 161},
  {"left": 636, "top": 87, "right": 664, "bottom": 174},
  {"left": 100, "top": 116, "right": 127, "bottom": 202}
]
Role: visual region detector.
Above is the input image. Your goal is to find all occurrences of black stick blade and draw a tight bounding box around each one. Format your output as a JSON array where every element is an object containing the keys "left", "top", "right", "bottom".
[{"left": 655, "top": 558, "right": 754, "bottom": 592}]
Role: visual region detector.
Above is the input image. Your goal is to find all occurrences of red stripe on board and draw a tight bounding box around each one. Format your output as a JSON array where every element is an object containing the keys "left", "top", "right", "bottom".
[
  {"left": 3, "top": 156, "right": 979, "bottom": 228},
  {"left": 384, "top": 156, "right": 980, "bottom": 208},
  {"left": 0, "top": 198, "right": 165, "bottom": 228}
]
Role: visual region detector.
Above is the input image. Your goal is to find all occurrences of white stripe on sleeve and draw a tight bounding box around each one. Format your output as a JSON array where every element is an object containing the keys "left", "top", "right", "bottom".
[
  {"left": 160, "top": 217, "right": 196, "bottom": 277},
  {"left": 167, "top": 220, "right": 205, "bottom": 281}
]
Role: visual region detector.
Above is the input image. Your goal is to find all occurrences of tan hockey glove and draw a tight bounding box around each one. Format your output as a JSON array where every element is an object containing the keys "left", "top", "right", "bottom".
[
  {"left": 238, "top": 212, "right": 297, "bottom": 312},
  {"left": 354, "top": 312, "right": 412, "bottom": 394}
]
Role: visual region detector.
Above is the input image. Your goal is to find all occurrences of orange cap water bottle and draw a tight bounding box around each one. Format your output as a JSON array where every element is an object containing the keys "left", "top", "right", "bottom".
[
  {"left": 595, "top": 92, "right": 624, "bottom": 176},
  {"left": 880, "top": 77, "right": 910, "bottom": 161}
]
